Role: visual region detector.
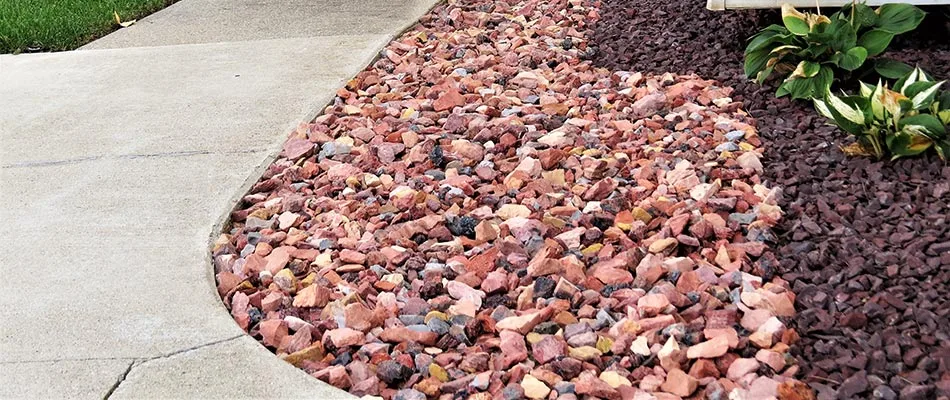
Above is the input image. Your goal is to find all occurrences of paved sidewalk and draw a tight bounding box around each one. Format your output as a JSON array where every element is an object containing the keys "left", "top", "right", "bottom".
[{"left": 0, "top": 0, "right": 437, "bottom": 398}]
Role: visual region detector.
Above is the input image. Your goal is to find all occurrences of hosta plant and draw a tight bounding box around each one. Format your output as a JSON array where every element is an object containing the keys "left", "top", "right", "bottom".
[
  {"left": 745, "top": 2, "right": 925, "bottom": 100},
  {"left": 814, "top": 67, "right": 950, "bottom": 160}
]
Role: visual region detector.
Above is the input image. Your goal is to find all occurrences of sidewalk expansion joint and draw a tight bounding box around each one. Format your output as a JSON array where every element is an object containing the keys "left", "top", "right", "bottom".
[
  {"left": 2, "top": 149, "right": 267, "bottom": 169},
  {"left": 102, "top": 360, "right": 134, "bottom": 400},
  {"left": 101, "top": 334, "right": 245, "bottom": 399}
]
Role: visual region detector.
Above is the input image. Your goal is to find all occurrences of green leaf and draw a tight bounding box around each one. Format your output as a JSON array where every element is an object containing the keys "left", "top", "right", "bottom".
[
  {"left": 744, "top": 49, "right": 772, "bottom": 78},
  {"left": 939, "top": 110, "right": 950, "bottom": 126},
  {"left": 859, "top": 81, "right": 876, "bottom": 97},
  {"left": 790, "top": 60, "right": 821, "bottom": 78},
  {"left": 833, "top": 46, "right": 868, "bottom": 71},
  {"left": 905, "top": 81, "right": 944, "bottom": 110},
  {"left": 812, "top": 19, "right": 857, "bottom": 52},
  {"left": 875, "top": 4, "right": 926, "bottom": 35},
  {"left": 887, "top": 130, "right": 933, "bottom": 159},
  {"left": 874, "top": 59, "right": 914, "bottom": 79},
  {"left": 899, "top": 114, "right": 947, "bottom": 139},
  {"left": 813, "top": 66, "right": 835, "bottom": 99},
  {"left": 903, "top": 81, "right": 934, "bottom": 99},
  {"left": 830, "top": 19, "right": 858, "bottom": 51},
  {"left": 755, "top": 65, "right": 776, "bottom": 85},
  {"left": 768, "top": 44, "right": 802, "bottom": 56},
  {"left": 852, "top": 3, "right": 879, "bottom": 28},
  {"left": 782, "top": 66, "right": 834, "bottom": 100},
  {"left": 896, "top": 68, "right": 926, "bottom": 94},
  {"left": 828, "top": 92, "right": 867, "bottom": 125},
  {"left": 776, "top": 81, "right": 791, "bottom": 97},
  {"left": 800, "top": 45, "right": 827, "bottom": 60},
  {"left": 938, "top": 91, "right": 950, "bottom": 110},
  {"left": 782, "top": 4, "right": 812, "bottom": 35},
  {"left": 746, "top": 28, "right": 792, "bottom": 53},
  {"left": 857, "top": 29, "right": 894, "bottom": 57},
  {"left": 823, "top": 93, "right": 871, "bottom": 135},
  {"left": 814, "top": 98, "right": 835, "bottom": 120}
]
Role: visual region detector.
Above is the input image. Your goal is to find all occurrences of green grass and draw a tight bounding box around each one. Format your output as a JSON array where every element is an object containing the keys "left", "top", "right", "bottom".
[{"left": 0, "top": 0, "right": 176, "bottom": 54}]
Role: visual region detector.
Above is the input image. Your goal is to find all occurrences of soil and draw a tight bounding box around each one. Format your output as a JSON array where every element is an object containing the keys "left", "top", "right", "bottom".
[{"left": 589, "top": 1, "right": 950, "bottom": 398}]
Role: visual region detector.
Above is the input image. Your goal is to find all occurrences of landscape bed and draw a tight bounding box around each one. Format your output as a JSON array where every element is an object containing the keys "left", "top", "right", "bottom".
[
  {"left": 210, "top": 0, "right": 822, "bottom": 399},
  {"left": 589, "top": 0, "right": 950, "bottom": 399}
]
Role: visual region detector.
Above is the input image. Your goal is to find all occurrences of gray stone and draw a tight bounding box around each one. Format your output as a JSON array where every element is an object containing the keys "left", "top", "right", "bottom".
[
  {"left": 395, "top": 389, "right": 426, "bottom": 400},
  {"left": 872, "top": 385, "right": 897, "bottom": 400},
  {"left": 725, "top": 130, "right": 745, "bottom": 141},
  {"left": 715, "top": 142, "right": 740, "bottom": 152}
]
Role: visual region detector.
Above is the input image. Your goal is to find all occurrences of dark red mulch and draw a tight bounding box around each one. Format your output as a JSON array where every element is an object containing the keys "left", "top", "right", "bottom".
[{"left": 589, "top": 1, "right": 950, "bottom": 399}]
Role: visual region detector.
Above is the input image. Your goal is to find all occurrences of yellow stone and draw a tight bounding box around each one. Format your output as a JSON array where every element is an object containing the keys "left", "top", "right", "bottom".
[
  {"left": 568, "top": 346, "right": 602, "bottom": 361},
  {"left": 248, "top": 208, "right": 274, "bottom": 220},
  {"left": 424, "top": 311, "right": 448, "bottom": 324},
  {"left": 335, "top": 136, "right": 354, "bottom": 146},
  {"left": 343, "top": 105, "right": 361, "bottom": 115},
  {"left": 739, "top": 142, "right": 755, "bottom": 151},
  {"left": 581, "top": 243, "right": 603, "bottom": 257},
  {"left": 381, "top": 273, "right": 404, "bottom": 286},
  {"left": 299, "top": 272, "right": 317, "bottom": 287},
  {"left": 234, "top": 280, "right": 254, "bottom": 292},
  {"left": 599, "top": 370, "right": 632, "bottom": 388},
  {"left": 273, "top": 268, "right": 297, "bottom": 294},
  {"left": 312, "top": 252, "right": 333, "bottom": 268},
  {"left": 648, "top": 238, "right": 678, "bottom": 253},
  {"left": 614, "top": 210, "right": 634, "bottom": 231},
  {"left": 526, "top": 332, "right": 543, "bottom": 345},
  {"left": 521, "top": 375, "right": 551, "bottom": 399},
  {"left": 615, "top": 319, "right": 642, "bottom": 335},
  {"left": 363, "top": 173, "right": 381, "bottom": 187},
  {"left": 400, "top": 108, "right": 416, "bottom": 119},
  {"left": 596, "top": 336, "right": 613, "bottom": 354},
  {"left": 281, "top": 343, "right": 325, "bottom": 367},
  {"left": 582, "top": 149, "right": 602, "bottom": 157},
  {"left": 428, "top": 363, "right": 449, "bottom": 382},
  {"left": 542, "top": 215, "right": 567, "bottom": 229},
  {"left": 631, "top": 207, "right": 653, "bottom": 223}
]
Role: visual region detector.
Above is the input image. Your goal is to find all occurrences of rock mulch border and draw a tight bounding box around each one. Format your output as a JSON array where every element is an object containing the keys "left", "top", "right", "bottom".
[
  {"left": 588, "top": 1, "right": 950, "bottom": 399},
  {"left": 212, "top": 0, "right": 813, "bottom": 398}
]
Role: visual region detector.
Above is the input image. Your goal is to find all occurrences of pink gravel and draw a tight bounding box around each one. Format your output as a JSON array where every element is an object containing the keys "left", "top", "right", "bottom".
[{"left": 211, "top": 0, "right": 814, "bottom": 399}]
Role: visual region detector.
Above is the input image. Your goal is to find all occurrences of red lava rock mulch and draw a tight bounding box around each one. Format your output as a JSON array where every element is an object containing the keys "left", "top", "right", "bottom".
[
  {"left": 590, "top": 1, "right": 950, "bottom": 399},
  {"left": 212, "top": 0, "right": 813, "bottom": 399}
]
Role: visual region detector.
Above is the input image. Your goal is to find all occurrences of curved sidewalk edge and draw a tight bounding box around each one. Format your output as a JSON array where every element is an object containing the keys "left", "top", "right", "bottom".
[{"left": 0, "top": 0, "right": 438, "bottom": 398}]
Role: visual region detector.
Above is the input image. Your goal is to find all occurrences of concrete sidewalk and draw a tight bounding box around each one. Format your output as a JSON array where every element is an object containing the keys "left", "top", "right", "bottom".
[{"left": 0, "top": 0, "right": 437, "bottom": 398}]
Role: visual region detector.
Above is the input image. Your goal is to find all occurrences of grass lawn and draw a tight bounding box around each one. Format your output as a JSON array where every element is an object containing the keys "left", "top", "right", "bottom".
[{"left": 0, "top": 0, "right": 176, "bottom": 54}]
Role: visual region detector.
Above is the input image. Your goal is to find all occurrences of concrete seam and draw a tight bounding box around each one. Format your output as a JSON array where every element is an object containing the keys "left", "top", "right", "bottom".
[
  {"left": 79, "top": 33, "right": 386, "bottom": 53},
  {"left": 1, "top": 149, "right": 266, "bottom": 169},
  {"left": 148, "top": 334, "right": 245, "bottom": 361},
  {"left": 102, "top": 360, "right": 135, "bottom": 400},
  {"left": 100, "top": 334, "right": 245, "bottom": 399},
  {"left": 0, "top": 335, "right": 244, "bottom": 366},
  {"left": 0, "top": 357, "right": 139, "bottom": 365}
]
